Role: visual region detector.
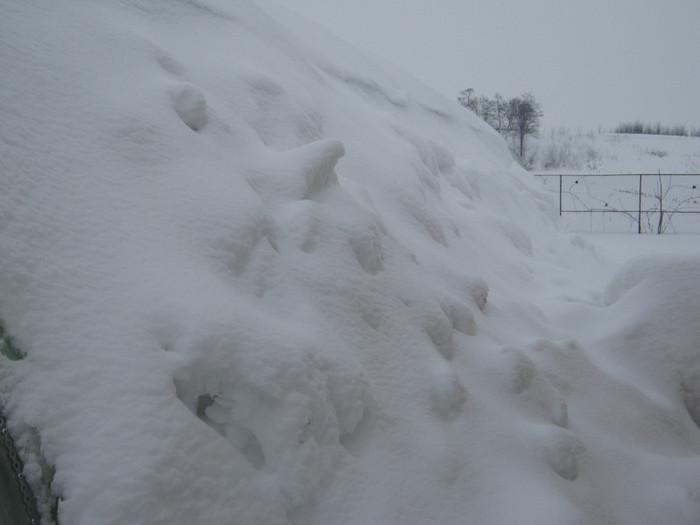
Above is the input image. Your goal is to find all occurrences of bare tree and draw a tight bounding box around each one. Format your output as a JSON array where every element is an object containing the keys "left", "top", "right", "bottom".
[
  {"left": 458, "top": 89, "right": 543, "bottom": 162},
  {"left": 509, "top": 93, "right": 543, "bottom": 158},
  {"left": 493, "top": 93, "right": 507, "bottom": 133},
  {"left": 645, "top": 174, "right": 700, "bottom": 234},
  {"left": 478, "top": 95, "right": 495, "bottom": 128},
  {"left": 457, "top": 88, "right": 477, "bottom": 112}
]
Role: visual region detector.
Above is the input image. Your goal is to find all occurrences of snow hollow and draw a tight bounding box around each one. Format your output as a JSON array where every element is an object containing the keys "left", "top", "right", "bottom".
[{"left": 1, "top": 1, "right": 699, "bottom": 524}]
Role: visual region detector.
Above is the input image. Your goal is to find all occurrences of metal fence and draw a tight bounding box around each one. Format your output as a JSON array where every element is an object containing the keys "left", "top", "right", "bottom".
[{"left": 534, "top": 173, "right": 700, "bottom": 234}]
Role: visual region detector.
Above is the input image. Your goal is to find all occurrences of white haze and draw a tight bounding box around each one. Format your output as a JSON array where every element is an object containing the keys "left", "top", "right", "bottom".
[{"left": 270, "top": 0, "right": 700, "bottom": 131}]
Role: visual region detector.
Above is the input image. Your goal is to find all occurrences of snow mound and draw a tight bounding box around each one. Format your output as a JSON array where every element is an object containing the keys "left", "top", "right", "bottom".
[
  {"left": 1, "top": 1, "right": 699, "bottom": 524},
  {"left": 170, "top": 83, "right": 208, "bottom": 131},
  {"left": 603, "top": 255, "right": 700, "bottom": 426}
]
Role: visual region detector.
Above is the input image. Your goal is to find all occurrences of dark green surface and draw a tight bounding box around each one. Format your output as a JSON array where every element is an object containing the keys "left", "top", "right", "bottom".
[{"left": 0, "top": 440, "right": 32, "bottom": 525}]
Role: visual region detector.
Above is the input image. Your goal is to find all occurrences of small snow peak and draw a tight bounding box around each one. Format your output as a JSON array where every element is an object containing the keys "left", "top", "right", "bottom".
[
  {"left": 298, "top": 139, "right": 344, "bottom": 198},
  {"left": 170, "top": 83, "right": 207, "bottom": 131},
  {"left": 428, "top": 362, "right": 468, "bottom": 421},
  {"left": 246, "top": 139, "right": 344, "bottom": 203}
]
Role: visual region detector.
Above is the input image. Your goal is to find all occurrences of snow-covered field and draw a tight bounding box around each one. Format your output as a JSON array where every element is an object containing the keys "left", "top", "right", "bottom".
[
  {"left": 529, "top": 132, "right": 700, "bottom": 233},
  {"left": 1, "top": 2, "right": 699, "bottom": 524},
  {"left": 530, "top": 130, "right": 700, "bottom": 174}
]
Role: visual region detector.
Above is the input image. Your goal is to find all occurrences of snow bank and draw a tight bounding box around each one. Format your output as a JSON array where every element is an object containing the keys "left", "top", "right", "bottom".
[
  {"left": 0, "top": 1, "right": 699, "bottom": 524},
  {"left": 603, "top": 255, "right": 700, "bottom": 423},
  {"left": 541, "top": 252, "right": 700, "bottom": 524}
]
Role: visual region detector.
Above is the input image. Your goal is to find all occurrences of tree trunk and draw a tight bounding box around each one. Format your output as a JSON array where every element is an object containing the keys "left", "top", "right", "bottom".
[{"left": 519, "top": 131, "right": 525, "bottom": 158}]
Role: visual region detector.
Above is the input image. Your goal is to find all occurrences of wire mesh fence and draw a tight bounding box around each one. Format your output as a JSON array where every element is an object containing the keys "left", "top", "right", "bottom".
[{"left": 534, "top": 173, "right": 700, "bottom": 233}]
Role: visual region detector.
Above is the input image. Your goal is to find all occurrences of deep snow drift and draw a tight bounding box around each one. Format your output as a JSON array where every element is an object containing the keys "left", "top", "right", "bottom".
[{"left": 1, "top": 1, "right": 699, "bottom": 524}]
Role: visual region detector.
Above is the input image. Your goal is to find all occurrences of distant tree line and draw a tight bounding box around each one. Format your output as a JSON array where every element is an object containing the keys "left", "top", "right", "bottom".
[
  {"left": 457, "top": 88, "right": 542, "bottom": 160},
  {"left": 614, "top": 121, "right": 700, "bottom": 137}
]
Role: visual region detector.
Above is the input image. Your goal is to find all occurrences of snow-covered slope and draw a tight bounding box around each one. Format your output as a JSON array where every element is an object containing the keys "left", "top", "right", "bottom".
[{"left": 1, "top": 1, "right": 699, "bottom": 524}]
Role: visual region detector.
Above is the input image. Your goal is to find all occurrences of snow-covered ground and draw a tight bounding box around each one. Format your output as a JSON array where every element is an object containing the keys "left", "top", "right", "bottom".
[
  {"left": 530, "top": 130, "right": 700, "bottom": 174},
  {"left": 528, "top": 132, "right": 700, "bottom": 233},
  {"left": 1, "top": 2, "right": 699, "bottom": 524}
]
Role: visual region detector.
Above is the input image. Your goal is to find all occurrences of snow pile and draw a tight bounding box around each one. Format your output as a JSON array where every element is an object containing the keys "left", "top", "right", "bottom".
[
  {"left": 602, "top": 255, "right": 700, "bottom": 427},
  {"left": 1, "top": 1, "right": 699, "bottom": 524},
  {"left": 543, "top": 251, "right": 700, "bottom": 523}
]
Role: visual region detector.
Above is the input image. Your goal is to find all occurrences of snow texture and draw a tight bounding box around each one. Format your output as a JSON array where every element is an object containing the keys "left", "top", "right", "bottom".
[
  {"left": 531, "top": 130, "right": 700, "bottom": 174},
  {"left": 0, "top": 1, "right": 699, "bottom": 524}
]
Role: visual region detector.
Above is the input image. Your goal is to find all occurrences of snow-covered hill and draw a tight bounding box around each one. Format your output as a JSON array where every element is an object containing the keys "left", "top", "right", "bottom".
[{"left": 1, "top": 2, "right": 699, "bottom": 524}]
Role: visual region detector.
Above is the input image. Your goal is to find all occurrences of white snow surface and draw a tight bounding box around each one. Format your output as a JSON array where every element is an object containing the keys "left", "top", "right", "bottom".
[
  {"left": 1, "top": 1, "right": 699, "bottom": 524},
  {"left": 530, "top": 129, "right": 700, "bottom": 174}
]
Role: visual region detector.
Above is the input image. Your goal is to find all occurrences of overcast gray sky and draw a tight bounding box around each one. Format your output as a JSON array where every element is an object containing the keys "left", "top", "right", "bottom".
[{"left": 270, "top": 0, "right": 700, "bottom": 132}]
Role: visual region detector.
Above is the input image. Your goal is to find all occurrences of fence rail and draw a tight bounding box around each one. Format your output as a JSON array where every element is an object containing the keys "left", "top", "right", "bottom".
[{"left": 533, "top": 173, "right": 700, "bottom": 234}]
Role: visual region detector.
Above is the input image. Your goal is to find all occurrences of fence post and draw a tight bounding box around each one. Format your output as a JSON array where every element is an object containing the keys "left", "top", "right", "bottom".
[
  {"left": 638, "top": 174, "right": 642, "bottom": 234},
  {"left": 559, "top": 175, "right": 562, "bottom": 216}
]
